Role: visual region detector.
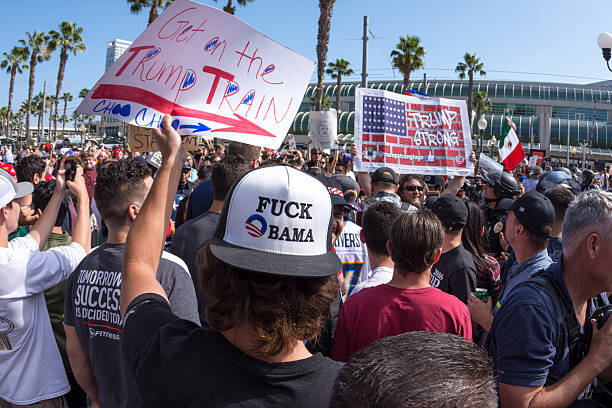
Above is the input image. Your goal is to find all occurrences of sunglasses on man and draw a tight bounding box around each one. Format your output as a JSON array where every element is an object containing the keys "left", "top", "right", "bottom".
[{"left": 402, "top": 185, "right": 424, "bottom": 192}]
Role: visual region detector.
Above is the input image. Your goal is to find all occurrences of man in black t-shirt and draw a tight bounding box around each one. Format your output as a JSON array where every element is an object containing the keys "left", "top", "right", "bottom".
[
  {"left": 429, "top": 195, "right": 477, "bottom": 304},
  {"left": 119, "top": 116, "right": 344, "bottom": 408},
  {"left": 64, "top": 160, "right": 198, "bottom": 408},
  {"left": 171, "top": 156, "right": 250, "bottom": 326}
]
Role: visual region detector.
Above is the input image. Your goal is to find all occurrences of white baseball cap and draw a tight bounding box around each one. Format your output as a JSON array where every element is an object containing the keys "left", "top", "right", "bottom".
[
  {"left": 210, "top": 165, "right": 341, "bottom": 277},
  {"left": 0, "top": 168, "right": 33, "bottom": 208}
]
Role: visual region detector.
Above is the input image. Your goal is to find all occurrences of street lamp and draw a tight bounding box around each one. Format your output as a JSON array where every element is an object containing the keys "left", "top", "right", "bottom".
[
  {"left": 598, "top": 32, "right": 612, "bottom": 72},
  {"left": 79, "top": 124, "right": 86, "bottom": 148},
  {"left": 477, "top": 116, "right": 487, "bottom": 153},
  {"left": 490, "top": 135, "right": 497, "bottom": 157}
]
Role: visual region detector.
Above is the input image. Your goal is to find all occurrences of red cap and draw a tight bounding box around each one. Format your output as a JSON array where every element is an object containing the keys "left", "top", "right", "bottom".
[
  {"left": 44, "top": 173, "right": 54, "bottom": 181},
  {"left": 44, "top": 143, "right": 51, "bottom": 152},
  {"left": 112, "top": 148, "right": 121, "bottom": 155},
  {"left": 0, "top": 164, "right": 16, "bottom": 178}
]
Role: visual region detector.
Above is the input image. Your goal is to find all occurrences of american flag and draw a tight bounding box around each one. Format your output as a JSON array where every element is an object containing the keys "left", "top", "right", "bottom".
[{"left": 362, "top": 95, "right": 407, "bottom": 136}]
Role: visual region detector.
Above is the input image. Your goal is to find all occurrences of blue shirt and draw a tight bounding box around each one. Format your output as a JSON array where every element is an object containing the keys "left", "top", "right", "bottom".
[
  {"left": 495, "top": 249, "right": 552, "bottom": 313},
  {"left": 547, "top": 237, "right": 563, "bottom": 263},
  {"left": 186, "top": 179, "right": 213, "bottom": 221},
  {"left": 489, "top": 261, "right": 597, "bottom": 398}
]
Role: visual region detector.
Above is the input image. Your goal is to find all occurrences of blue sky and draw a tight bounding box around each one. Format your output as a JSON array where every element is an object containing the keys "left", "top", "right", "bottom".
[{"left": 2, "top": 0, "right": 612, "bottom": 116}]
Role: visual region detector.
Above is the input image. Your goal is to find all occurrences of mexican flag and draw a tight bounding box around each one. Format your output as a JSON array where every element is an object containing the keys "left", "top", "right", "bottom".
[{"left": 499, "top": 116, "right": 525, "bottom": 171}]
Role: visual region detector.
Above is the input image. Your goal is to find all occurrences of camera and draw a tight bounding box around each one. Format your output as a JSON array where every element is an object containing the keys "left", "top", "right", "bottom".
[
  {"left": 52, "top": 157, "right": 78, "bottom": 182},
  {"left": 591, "top": 305, "right": 612, "bottom": 330}
]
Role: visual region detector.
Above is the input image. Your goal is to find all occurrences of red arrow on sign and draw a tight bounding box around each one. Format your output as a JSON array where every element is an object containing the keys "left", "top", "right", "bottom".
[{"left": 91, "top": 84, "right": 275, "bottom": 138}]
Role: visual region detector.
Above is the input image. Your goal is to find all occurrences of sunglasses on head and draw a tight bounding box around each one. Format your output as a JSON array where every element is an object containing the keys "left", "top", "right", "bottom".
[{"left": 403, "top": 185, "right": 424, "bottom": 192}]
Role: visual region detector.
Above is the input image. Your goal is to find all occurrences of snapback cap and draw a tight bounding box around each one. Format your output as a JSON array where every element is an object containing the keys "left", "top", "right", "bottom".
[
  {"left": 371, "top": 167, "right": 399, "bottom": 184},
  {"left": 499, "top": 191, "right": 554, "bottom": 238},
  {"left": 210, "top": 166, "right": 341, "bottom": 277},
  {"left": 424, "top": 175, "right": 445, "bottom": 187},
  {"left": 0, "top": 168, "right": 33, "bottom": 208},
  {"left": 431, "top": 195, "right": 468, "bottom": 230}
]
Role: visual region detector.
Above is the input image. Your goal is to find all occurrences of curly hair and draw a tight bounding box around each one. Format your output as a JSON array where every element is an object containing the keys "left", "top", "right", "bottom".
[
  {"left": 15, "top": 155, "right": 46, "bottom": 183},
  {"left": 94, "top": 160, "right": 152, "bottom": 227},
  {"left": 32, "top": 180, "right": 69, "bottom": 227},
  {"left": 199, "top": 241, "right": 339, "bottom": 358}
]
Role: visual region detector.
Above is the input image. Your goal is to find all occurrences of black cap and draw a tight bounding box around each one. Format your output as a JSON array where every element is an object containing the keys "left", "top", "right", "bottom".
[
  {"left": 431, "top": 195, "right": 468, "bottom": 230},
  {"left": 371, "top": 167, "right": 398, "bottom": 184},
  {"left": 499, "top": 191, "right": 554, "bottom": 238},
  {"left": 314, "top": 174, "right": 351, "bottom": 208},
  {"left": 424, "top": 175, "right": 445, "bottom": 187}
]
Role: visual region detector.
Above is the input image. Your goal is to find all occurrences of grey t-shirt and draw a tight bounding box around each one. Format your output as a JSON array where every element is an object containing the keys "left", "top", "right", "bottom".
[
  {"left": 64, "top": 243, "right": 199, "bottom": 408},
  {"left": 171, "top": 211, "right": 221, "bottom": 326}
]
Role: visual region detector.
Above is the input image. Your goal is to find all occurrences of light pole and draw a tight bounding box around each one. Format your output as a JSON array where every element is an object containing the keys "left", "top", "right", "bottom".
[
  {"left": 79, "top": 124, "right": 86, "bottom": 147},
  {"left": 571, "top": 147, "right": 576, "bottom": 166},
  {"left": 597, "top": 32, "right": 612, "bottom": 72},
  {"left": 490, "top": 135, "right": 497, "bottom": 158},
  {"left": 477, "top": 116, "right": 487, "bottom": 153}
]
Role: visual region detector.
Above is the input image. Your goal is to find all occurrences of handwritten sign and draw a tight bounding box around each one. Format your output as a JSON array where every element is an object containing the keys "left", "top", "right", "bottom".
[
  {"left": 309, "top": 109, "right": 337, "bottom": 150},
  {"left": 128, "top": 125, "right": 199, "bottom": 152},
  {"left": 76, "top": 0, "right": 315, "bottom": 149},
  {"left": 354, "top": 88, "right": 474, "bottom": 176}
]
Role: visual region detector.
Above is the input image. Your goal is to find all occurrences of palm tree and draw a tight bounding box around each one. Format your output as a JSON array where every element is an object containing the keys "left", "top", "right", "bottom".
[
  {"left": 0, "top": 107, "right": 9, "bottom": 137},
  {"left": 19, "top": 31, "right": 51, "bottom": 141},
  {"left": 213, "top": 0, "right": 256, "bottom": 14},
  {"left": 71, "top": 111, "right": 81, "bottom": 134},
  {"left": 390, "top": 35, "right": 425, "bottom": 92},
  {"left": 472, "top": 91, "right": 492, "bottom": 152},
  {"left": 60, "top": 92, "right": 73, "bottom": 134},
  {"left": 455, "top": 52, "right": 486, "bottom": 128},
  {"left": 78, "top": 88, "right": 90, "bottom": 99},
  {"left": 325, "top": 58, "right": 353, "bottom": 114},
  {"left": 314, "top": 0, "right": 336, "bottom": 111},
  {"left": 48, "top": 22, "right": 86, "bottom": 140},
  {"left": 12, "top": 110, "right": 24, "bottom": 140},
  {"left": 1, "top": 46, "right": 29, "bottom": 134},
  {"left": 309, "top": 92, "right": 332, "bottom": 111},
  {"left": 46, "top": 95, "right": 56, "bottom": 143},
  {"left": 126, "top": 0, "right": 174, "bottom": 25}
]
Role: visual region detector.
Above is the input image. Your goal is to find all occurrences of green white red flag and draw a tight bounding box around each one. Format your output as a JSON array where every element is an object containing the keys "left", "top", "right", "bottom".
[{"left": 499, "top": 116, "right": 525, "bottom": 171}]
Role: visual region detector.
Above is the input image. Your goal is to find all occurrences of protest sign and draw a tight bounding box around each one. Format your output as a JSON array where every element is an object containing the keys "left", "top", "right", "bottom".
[
  {"left": 528, "top": 155, "right": 538, "bottom": 167},
  {"left": 354, "top": 88, "right": 474, "bottom": 176},
  {"left": 128, "top": 125, "right": 199, "bottom": 151},
  {"left": 309, "top": 109, "right": 337, "bottom": 150},
  {"left": 76, "top": 0, "right": 315, "bottom": 150},
  {"left": 286, "top": 133, "right": 296, "bottom": 150}
]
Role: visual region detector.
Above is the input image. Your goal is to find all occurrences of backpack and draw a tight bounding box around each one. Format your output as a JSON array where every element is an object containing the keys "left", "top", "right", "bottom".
[{"left": 520, "top": 270, "right": 612, "bottom": 407}]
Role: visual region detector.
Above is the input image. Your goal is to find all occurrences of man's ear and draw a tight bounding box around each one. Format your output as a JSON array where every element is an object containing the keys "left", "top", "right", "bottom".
[
  {"left": 33, "top": 173, "right": 40, "bottom": 185},
  {"left": 431, "top": 247, "right": 443, "bottom": 265},
  {"left": 360, "top": 229, "right": 365, "bottom": 243},
  {"left": 127, "top": 204, "right": 140, "bottom": 222}
]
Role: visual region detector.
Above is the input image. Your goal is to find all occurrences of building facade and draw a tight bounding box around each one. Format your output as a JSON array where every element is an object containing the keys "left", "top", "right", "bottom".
[
  {"left": 292, "top": 79, "right": 612, "bottom": 161},
  {"left": 100, "top": 39, "right": 133, "bottom": 138}
]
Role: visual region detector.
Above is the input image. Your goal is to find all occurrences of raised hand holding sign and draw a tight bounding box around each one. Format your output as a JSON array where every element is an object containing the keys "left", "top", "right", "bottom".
[{"left": 77, "top": 0, "right": 315, "bottom": 150}]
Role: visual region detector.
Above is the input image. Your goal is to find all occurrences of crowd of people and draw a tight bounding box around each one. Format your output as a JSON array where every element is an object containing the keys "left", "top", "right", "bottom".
[{"left": 0, "top": 120, "right": 611, "bottom": 408}]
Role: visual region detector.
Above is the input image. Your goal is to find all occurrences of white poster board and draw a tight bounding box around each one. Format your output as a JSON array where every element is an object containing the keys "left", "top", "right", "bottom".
[
  {"left": 354, "top": 88, "right": 474, "bottom": 176},
  {"left": 528, "top": 155, "right": 538, "bottom": 167},
  {"left": 76, "top": 0, "right": 315, "bottom": 149},
  {"left": 309, "top": 109, "right": 337, "bottom": 150}
]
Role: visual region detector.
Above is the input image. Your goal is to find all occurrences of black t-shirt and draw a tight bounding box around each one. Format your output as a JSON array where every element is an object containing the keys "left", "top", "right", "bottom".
[
  {"left": 429, "top": 244, "right": 477, "bottom": 304},
  {"left": 64, "top": 243, "right": 199, "bottom": 408},
  {"left": 482, "top": 206, "right": 506, "bottom": 258},
  {"left": 171, "top": 211, "right": 221, "bottom": 326},
  {"left": 122, "top": 294, "right": 343, "bottom": 408}
]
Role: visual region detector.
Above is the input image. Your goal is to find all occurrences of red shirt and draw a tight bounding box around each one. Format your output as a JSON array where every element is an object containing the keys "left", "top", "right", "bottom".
[
  {"left": 331, "top": 284, "right": 472, "bottom": 362},
  {"left": 83, "top": 168, "right": 97, "bottom": 201}
]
